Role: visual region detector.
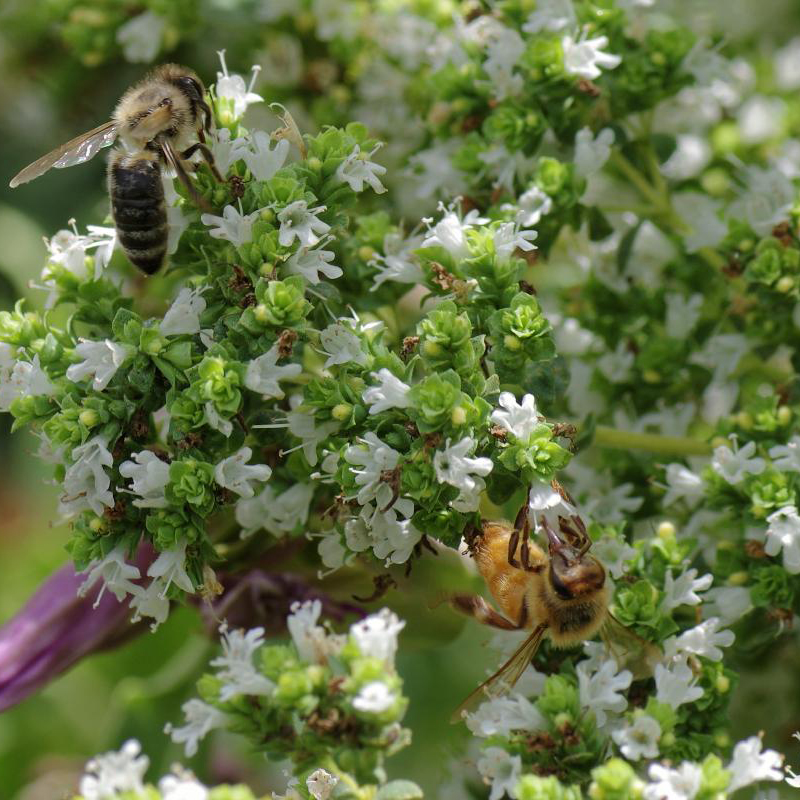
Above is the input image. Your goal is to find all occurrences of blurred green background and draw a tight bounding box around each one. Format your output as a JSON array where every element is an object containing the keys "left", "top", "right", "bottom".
[{"left": 2, "top": 1, "right": 800, "bottom": 797}]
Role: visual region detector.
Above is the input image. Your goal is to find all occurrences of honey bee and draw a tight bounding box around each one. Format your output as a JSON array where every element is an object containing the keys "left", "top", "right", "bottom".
[
  {"left": 450, "top": 485, "right": 659, "bottom": 718},
  {"left": 10, "top": 64, "right": 222, "bottom": 274}
]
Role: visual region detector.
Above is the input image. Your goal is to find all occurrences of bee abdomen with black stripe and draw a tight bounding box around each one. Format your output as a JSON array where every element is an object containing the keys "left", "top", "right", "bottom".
[{"left": 108, "top": 150, "right": 167, "bottom": 275}]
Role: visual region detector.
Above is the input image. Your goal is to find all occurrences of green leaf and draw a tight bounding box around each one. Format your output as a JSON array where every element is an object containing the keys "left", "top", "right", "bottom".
[{"left": 375, "top": 780, "right": 424, "bottom": 800}]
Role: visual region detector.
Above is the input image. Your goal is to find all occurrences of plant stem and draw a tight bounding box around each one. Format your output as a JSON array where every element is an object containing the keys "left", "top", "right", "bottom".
[{"left": 592, "top": 424, "right": 712, "bottom": 456}]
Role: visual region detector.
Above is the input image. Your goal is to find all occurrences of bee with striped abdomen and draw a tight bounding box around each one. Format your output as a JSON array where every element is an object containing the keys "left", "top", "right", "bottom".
[{"left": 10, "top": 64, "right": 222, "bottom": 274}]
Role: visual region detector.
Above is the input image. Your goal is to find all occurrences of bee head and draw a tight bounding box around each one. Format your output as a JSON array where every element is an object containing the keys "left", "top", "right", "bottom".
[{"left": 545, "top": 525, "right": 606, "bottom": 599}]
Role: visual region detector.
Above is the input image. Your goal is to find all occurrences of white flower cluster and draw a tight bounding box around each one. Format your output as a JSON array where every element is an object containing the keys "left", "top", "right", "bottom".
[{"left": 166, "top": 603, "right": 406, "bottom": 754}]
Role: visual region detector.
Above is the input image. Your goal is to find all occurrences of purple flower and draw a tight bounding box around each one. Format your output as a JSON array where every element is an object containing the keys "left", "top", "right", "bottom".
[{"left": 0, "top": 546, "right": 153, "bottom": 711}]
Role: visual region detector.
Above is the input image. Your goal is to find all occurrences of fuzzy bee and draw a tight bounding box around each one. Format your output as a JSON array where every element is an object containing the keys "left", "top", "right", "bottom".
[
  {"left": 450, "top": 483, "right": 659, "bottom": 718},
  {"left": 10, "top": 64, "right": 222, "bottom": 274}
]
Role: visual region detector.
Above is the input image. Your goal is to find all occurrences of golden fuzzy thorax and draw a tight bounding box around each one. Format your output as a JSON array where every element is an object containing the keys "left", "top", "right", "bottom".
[
  {"left": 113, "top": 64, "right": 202, "bottom": 152},
  {"left": 473, "top": 520, "right": 610, "bottom": 646}
]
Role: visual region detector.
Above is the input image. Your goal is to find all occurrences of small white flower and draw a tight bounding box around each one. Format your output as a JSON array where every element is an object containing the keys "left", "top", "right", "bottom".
[
  {"left": 350, "top": 608, "right": 405, "bottom": 664},
  {"left": 161, "top": 287, "right": 207, "bottom": 336},
  {"left": 215, "top": 50, "right": 263, "bottom": 119},
  {"left": 612, "top": 714, "right": 661, "bottom": 760},
  {"left": 236, "top": 482, "right": 314, "bottom": 538},
  {"left": 61, "top": 436, "right": 115, "bottom": 517},
  {"left": 406, "top": 140, "right": 468, "bottom": 201},
  {"left": 287, "top": 599, "right": 343, "bottom": 664},
  {"left": 119, "top": 450, "right": 170, "bottom": 508},
  {"left": 211, "top": 128, "right": 249, "bottom": 174},
  {"left": 702, "top": 586, "right": 754, "bottom": 626},
  {"left": 319, "top": 322, "right": 367, "bottom": 368},
  {"left": 285, "top": 246, "right": 342, "bottom": 284},
  {"left": 211, "top": 625, "right": 275, "bottom": 701},
  {"left": 201, "top": 204, "right": 261, "bottom": 247},
  {"left": 285, "top": 410, "right": 339, "bottom": 466},
  {"left": 159, "top": 774, "right": 209, "bottom": 800},
  {"left": 514, "top": 185, "right": 553, "bottom": 228},
  {"left": 147, "top": 541, "right": 195, "bottom": 597},
  {"left": 712, "top": 439, "right": 766, "bottom": 484},
  {"left": 492, "top": 221, "right": 537, "bottom": 260},
  {"left": 421, "top": 205, "right": 488, "bottom": 260},
  {"left": 765, "top": 506, "right": 800, "bottom": 574},
  {"left": 317, "top": 531, "right": 351, "bottom": 573},
  {"left": 79, "top": 739, "right": 149, "bottom": 800},
  {"left": 353, "top": 680, "right": 396, "bottom": 713},
  {"left": 165, "top": 699, "right": 227, "bottom": 757},
  {"left": 242, "top": 131, "right": 290, "bottom": 181},
  {"left": 336, "top": 144, "right": 387, "bottom": 193},
  {"left": 490, "top": 392, "right": 540, "bottom": 440},
  {"left": 562, "top": 32, "right": 621, "bottom": 80},
  {"left": 661, "top": 134, "right": 712, "bottom": 181},
  {"left": 655, "top": 657, "right": 704, "bottom": 710},
  {"left": 775, "top": 37, "right": 800, "bottom": 89},
  {"left": 727, "top": 736, "right": 785, "bottom": 792},
  {"left": 482, "top": 26, "right": 525, "bottom": 100},
  {"left": 306, "top": 769, "right": 339, "bottom": 800},
  {"left": 690, "top": 333, "right": 750, "bottom": 383},
  {"left": 575, "top": 127, "right": 615, "bottom": 177},
  {"left": 729, "top": 165, "right": 795, "bottom": 236},
  {"left": 522, "top": 0, "right": 576, "bottom": 33},
  {"left": 769, "top": 436, "right": 800, "bottom": 473},
  {"left": 466, "top": 694, "right": 546, "bottom": 738},
  {"left": 345, "top": 432, "right": 403, "bottom": 509},
  {"left": 738, "top": 95, "right": 785, "bottom": 145},
  {"left": 130, "top": 578, "right": 171, "bottom": 630},
  {"left": 369, "top": 507, "right": 422, "bottom": 563},
  {"left": 596, "top": 341, "right": 635, "bottom": 383},
  {"left": 363, "top": 369, "right": 411, "bottom": 415},
  {"left": 116, "top": 11, "right": 165, "bottom": 63},
  {"left": 244, "top": 345, "right": 302, "bottom": 398},
  {"left": 369, "top": 231, "right": 424, "bottom": 289},
  {"left": 662, "top": 464, "right": 705, "bottom": 507},
  {"left": 67, "top": 339, "right": 133, "bottom": 391},
  {"left": 665, "top": 293, "right": 704, "bottom": 339},
  {"left": 214, "top": 446, "right": 272, "bottom": 498},
  {"left": 667, "top": 617, "right": 735, "bottom": 661},
  {"left": 277, "top": 200, "right": 331, "bottom": 248},
  {"left": 661, "top": 569, "right": 713, "bottom": 612},
  {"left": 78, "top": 545, "right": 141, "bottom": 607},
  {"left": 433, "top": 437, "right": 493, "bottom": 498},
  {"left": 476, "top": 746, "right": 522, "bottom": 800},
  {"left": 204, "top": 402, "right": 233, "bottom": 437},
  {"left": 643, "top": 762, "right": 702, "bottom": 800},
  {"left": 591, "top": 533, "right": 636, "bottom": 579},
  {"left": 673, "top": 192, "right": 727, "bottom": 253},
  {"left": 577, "top": 657, "right": 632, "bottom": 726},
  {"left": 0, "top": 354, "right": 55, "bottom": 411}
]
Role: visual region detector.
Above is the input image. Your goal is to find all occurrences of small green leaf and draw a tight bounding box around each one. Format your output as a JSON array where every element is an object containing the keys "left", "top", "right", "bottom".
[{"left": 375, "top": 780, "right": 424, "bottom": 800}]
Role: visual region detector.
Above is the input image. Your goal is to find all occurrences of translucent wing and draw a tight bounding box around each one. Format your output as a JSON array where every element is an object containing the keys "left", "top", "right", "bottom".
[
  {"left": 451, "top": 623, "right": 548, "bottom": 724},
  {"left": 10, "top": 121, "right": 119, "bottom": 187},
  {"left": 601, "top": 612, "right": 662, "bottom": 680},
  {"left": 157, "top": 135, "right": 212, "bottom": 212}
]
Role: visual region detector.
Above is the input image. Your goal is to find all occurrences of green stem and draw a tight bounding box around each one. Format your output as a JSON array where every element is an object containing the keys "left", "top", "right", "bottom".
[
  {"left": 592, "top": 424, "right": 712, "bottom": 456},
  {"left": 608, "top": 151, "right": 665, "bottom": 209}
]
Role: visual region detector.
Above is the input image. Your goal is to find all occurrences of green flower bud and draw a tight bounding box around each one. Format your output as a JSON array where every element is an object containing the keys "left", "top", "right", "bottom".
[
  {"left": 253, "top": 276, "right": 312, "bottom": 327},
  {"left": 166, "top": 459, "right": 216, "bottom": 516},
  {"left": 589, "top": 759, "right": 642, "bottom": 800},
  {"left": 195, "top": 356, "right": 242, "bottom": 415}
]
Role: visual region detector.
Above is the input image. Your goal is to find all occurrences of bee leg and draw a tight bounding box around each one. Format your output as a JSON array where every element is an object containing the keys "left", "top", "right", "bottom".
[
  {"left": 449, "top": 595, "right": 524, "bottom": 630},
  {"left": 181, "top": 143, "right": 224, "bottom": 182},
  {"left": 520, "top": 516, "right": 542, "bottom": 573},
  {"left": 507, "top": 502, "right": 528, "bottom": 569}
]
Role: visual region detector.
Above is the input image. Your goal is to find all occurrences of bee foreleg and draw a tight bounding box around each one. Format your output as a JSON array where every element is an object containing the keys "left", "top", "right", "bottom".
[
  {"left": 181, "top": 143, "right": 224, "bottom": 182},
  {"left": 508, "top": 501, "right": 529, "bottom": 569},
  {"left": 449, "top": 595, "right": 523, "bottom": 630}
]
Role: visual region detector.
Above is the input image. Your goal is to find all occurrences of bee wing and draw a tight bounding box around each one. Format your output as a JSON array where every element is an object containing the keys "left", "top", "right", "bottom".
[
  {"left": 156, "top": 135, "right": 212, "bottom": 213},
  {"left": 9, "top": 121, "right": 119, "bottom": 187},
  {"left": 601, "top": 612, "right": 662, "bottom": 680},
  {"left": 450, "top": 623, "right": 548, "bottom": 724}
]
